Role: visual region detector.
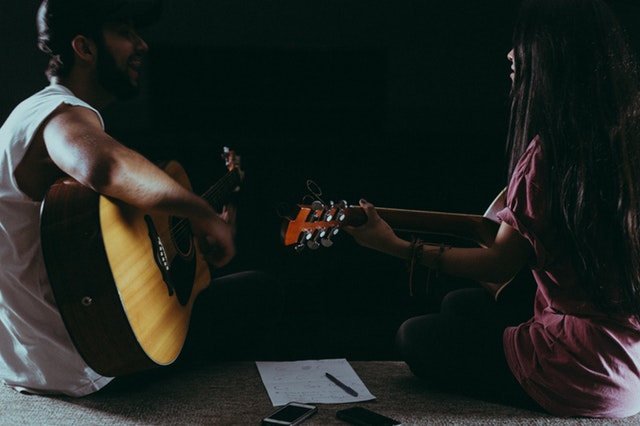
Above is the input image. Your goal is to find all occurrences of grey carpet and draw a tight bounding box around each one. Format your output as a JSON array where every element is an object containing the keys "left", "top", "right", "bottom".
[{"left": 0, "top": 361, "right": 638, "bottom": 425}]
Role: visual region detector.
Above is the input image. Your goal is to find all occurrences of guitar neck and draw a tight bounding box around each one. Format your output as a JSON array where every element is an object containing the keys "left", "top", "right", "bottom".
[
  {"left": 201, "top": 168, "right": 241, "bottom": 206},
  {"left": 343, "top": 206, "right": 499, "bottom": 247}
]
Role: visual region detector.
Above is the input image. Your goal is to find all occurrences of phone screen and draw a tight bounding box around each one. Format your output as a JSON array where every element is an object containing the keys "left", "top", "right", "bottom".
[
  {"left": 270, "top": 405, "right": 314, "bottom": 422},
  {"left": 262, "top": 402, "right": 317, "bottom": 425}
]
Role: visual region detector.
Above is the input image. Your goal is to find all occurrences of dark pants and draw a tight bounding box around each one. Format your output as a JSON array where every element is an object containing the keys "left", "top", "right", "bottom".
[
  {"left": 395, "top": 285, "right": 542, "bottom": 411},
  {"left": 103, "top": 269, "right": 282, "bottom": 392}
]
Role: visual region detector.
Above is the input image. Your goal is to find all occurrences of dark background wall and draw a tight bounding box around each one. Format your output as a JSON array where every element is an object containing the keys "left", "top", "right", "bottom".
[
  {"left": 1, "top": 1, "right": 519, "bottom": 209},
  {"left": 2, "top": 1, "right": 639, "bottom": 360}
]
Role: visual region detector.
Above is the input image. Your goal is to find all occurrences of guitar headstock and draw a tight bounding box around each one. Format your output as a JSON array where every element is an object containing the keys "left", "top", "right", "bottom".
[
  {"left": 222, "top": 146, "right": 244, "bottom": 189},
  {"left": 281, "top": 199, "right": 351, "bottom": 252}
]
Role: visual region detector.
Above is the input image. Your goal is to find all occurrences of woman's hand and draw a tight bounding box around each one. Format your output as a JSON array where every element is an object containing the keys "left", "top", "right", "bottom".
[{"left": 342, "top": 199, "right": 401, "bottom": 255}]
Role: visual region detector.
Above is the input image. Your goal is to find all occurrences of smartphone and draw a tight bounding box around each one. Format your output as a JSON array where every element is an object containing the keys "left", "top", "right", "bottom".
[
  {"left": 261, "top": 402, "right": 318, "bottom": 425},
  {"left": 336, "top": 406, "right": 401, "bottom": 426}
]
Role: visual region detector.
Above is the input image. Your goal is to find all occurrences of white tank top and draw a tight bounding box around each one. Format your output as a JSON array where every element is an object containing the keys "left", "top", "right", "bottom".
[{"left": 0, "top": 83, "right": 113, "bottom": 396}]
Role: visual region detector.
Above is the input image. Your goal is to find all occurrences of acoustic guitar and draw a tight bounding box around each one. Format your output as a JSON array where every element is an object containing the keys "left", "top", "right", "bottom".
[
  {"left": 280, "top": 188, "right": 527, "bottom": 300},
  {"left": 40, "top": 148, "right": 242, "bottom": 376}
]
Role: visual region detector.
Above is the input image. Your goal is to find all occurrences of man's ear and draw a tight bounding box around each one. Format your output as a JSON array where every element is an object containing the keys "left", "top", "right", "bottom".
[{"left": 71, "top": 35, "right": 96, "bottom": 61}]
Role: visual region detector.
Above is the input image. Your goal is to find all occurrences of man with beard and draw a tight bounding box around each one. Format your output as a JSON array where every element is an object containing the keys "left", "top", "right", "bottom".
[{"left": 0, "top": 0, "right": 281, "bottom": 397}]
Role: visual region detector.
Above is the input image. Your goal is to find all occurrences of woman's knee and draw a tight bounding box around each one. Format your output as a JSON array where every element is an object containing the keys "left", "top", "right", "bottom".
[
  {"left": 395, "top": 315, "right": 440, "bottom": 363},
  {"left": 441, "top": 287, "right": 494, "bottom": 316}
]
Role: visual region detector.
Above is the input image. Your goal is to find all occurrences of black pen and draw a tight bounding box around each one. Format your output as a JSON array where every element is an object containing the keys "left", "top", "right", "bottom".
[{"left": 325, "top": 372, "right": 359, "bottom": 397}]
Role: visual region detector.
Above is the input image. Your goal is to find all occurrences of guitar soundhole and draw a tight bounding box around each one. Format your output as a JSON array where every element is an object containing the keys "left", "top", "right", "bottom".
[{"left": 171, "top": 217, "right": 194, "bottom": 256}]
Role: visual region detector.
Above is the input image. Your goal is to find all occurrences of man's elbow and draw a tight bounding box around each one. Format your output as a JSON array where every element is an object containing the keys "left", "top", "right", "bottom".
[{"left": 73, "top": 157, "right": 118, "bottom": 194}]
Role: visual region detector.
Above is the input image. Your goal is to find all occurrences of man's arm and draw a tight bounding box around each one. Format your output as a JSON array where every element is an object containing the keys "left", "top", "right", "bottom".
[{"left": 42, "top": 104, "right": 235, "bottom": 267}]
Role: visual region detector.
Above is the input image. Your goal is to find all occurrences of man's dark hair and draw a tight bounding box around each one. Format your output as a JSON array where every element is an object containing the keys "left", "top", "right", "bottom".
[{"left": 36, "top": 0, "right": 161, "bottom": 79}]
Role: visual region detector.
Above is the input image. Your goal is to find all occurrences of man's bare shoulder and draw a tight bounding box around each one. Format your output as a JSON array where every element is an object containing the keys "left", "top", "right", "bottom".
[{"left": 45, "top": 103, "right": 103, "bottom": 133}]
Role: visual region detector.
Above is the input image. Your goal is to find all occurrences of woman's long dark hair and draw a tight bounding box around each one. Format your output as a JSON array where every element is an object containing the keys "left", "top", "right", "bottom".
[{"left": 507, "top": 0, "right": 640, "bottom": 317}]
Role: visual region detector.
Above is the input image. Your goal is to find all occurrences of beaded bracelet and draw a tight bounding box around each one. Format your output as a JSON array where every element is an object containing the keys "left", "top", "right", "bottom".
[
  {"left": 425, "top": 243, "right": 450, "bottom": 294},
  {"left": 432, "top": 243, "right": 449, "bottom": 271},
  {"left": 406, "top": 237, "right": 424, "bottom": 296},
  {"left": 407, "top": 239, "right": 450, "bottom": 297}
]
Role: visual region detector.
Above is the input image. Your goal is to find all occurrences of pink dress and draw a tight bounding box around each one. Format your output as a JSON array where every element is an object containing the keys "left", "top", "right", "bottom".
[{"left": 497, "top": 136, "right": 640, "bottom": 418}]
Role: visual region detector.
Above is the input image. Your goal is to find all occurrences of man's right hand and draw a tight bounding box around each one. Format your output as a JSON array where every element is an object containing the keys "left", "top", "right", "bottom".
[{"left": 191, "top": 215, "right": 236, "bottom": 268}]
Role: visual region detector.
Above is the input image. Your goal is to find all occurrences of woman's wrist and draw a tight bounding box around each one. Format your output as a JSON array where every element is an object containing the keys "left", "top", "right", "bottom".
[{"left": 421, "top": 243, "right": 450, "bottom": 271}]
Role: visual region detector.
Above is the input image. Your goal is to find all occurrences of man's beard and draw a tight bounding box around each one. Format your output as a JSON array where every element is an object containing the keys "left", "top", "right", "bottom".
[{"left": 95, "top": 42, "right": 140, "bottom": 101}]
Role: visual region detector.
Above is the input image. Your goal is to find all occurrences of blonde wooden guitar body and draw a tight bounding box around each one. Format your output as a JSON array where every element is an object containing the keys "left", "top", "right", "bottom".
[
  {"left": 41, "top": 151, "right": 241, "bottom": 376},
  {"left": 100, "top": 161, "right": 210, "bottom": 368}
]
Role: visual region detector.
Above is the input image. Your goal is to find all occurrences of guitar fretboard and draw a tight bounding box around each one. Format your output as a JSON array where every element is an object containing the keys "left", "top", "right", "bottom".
[{"left": 202, "top": 168, "right": 241, "bottom": 207}]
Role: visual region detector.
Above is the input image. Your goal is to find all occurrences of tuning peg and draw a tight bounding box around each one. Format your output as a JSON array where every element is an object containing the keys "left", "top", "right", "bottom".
[
  {"left": 307, "top": 228, "right": 326, "bottom": 250},
  {"left": 294, "top": 230, "right": 312, "bottom": 251},
  {"left": 334, "top": 200, "right": 348, "bottom": 222},
  {"left": 307, "top": 200, "right": 325, "bottom": 222},
  {"left": 320, "top": 239, "right": 333, "bottom": 248},
  {"left": 334, "top": 209, "right": 346, "bottom": 223},
  {"left": 320, "top": 227, "right": 340, "bottom": 247},
  {"left": 322, "top": 208, "right": 334, "bottom": 222}
]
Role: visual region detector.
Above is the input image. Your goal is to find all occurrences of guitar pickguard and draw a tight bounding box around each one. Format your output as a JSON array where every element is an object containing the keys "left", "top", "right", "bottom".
[
  {"left": 168, "top": 215, "right": 196, "bottom": 306},
  {"left": 144, "top": 214, "right": 196, "bottom": 306}
]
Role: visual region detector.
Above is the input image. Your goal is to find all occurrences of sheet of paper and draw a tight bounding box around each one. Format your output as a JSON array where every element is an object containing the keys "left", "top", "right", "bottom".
[{"left": 256, "top": 358, "right": 376, "bottom": 406}]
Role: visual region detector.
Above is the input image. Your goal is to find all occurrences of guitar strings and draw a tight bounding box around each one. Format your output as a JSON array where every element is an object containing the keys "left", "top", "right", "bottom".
[{"left": 167, "top": 170, "right": 241, "bottom": 239}]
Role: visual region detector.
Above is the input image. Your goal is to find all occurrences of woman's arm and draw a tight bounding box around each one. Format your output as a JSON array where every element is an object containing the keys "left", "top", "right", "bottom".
[{"left": 343, "top": 199, "right": 533, "bottom": 285}]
